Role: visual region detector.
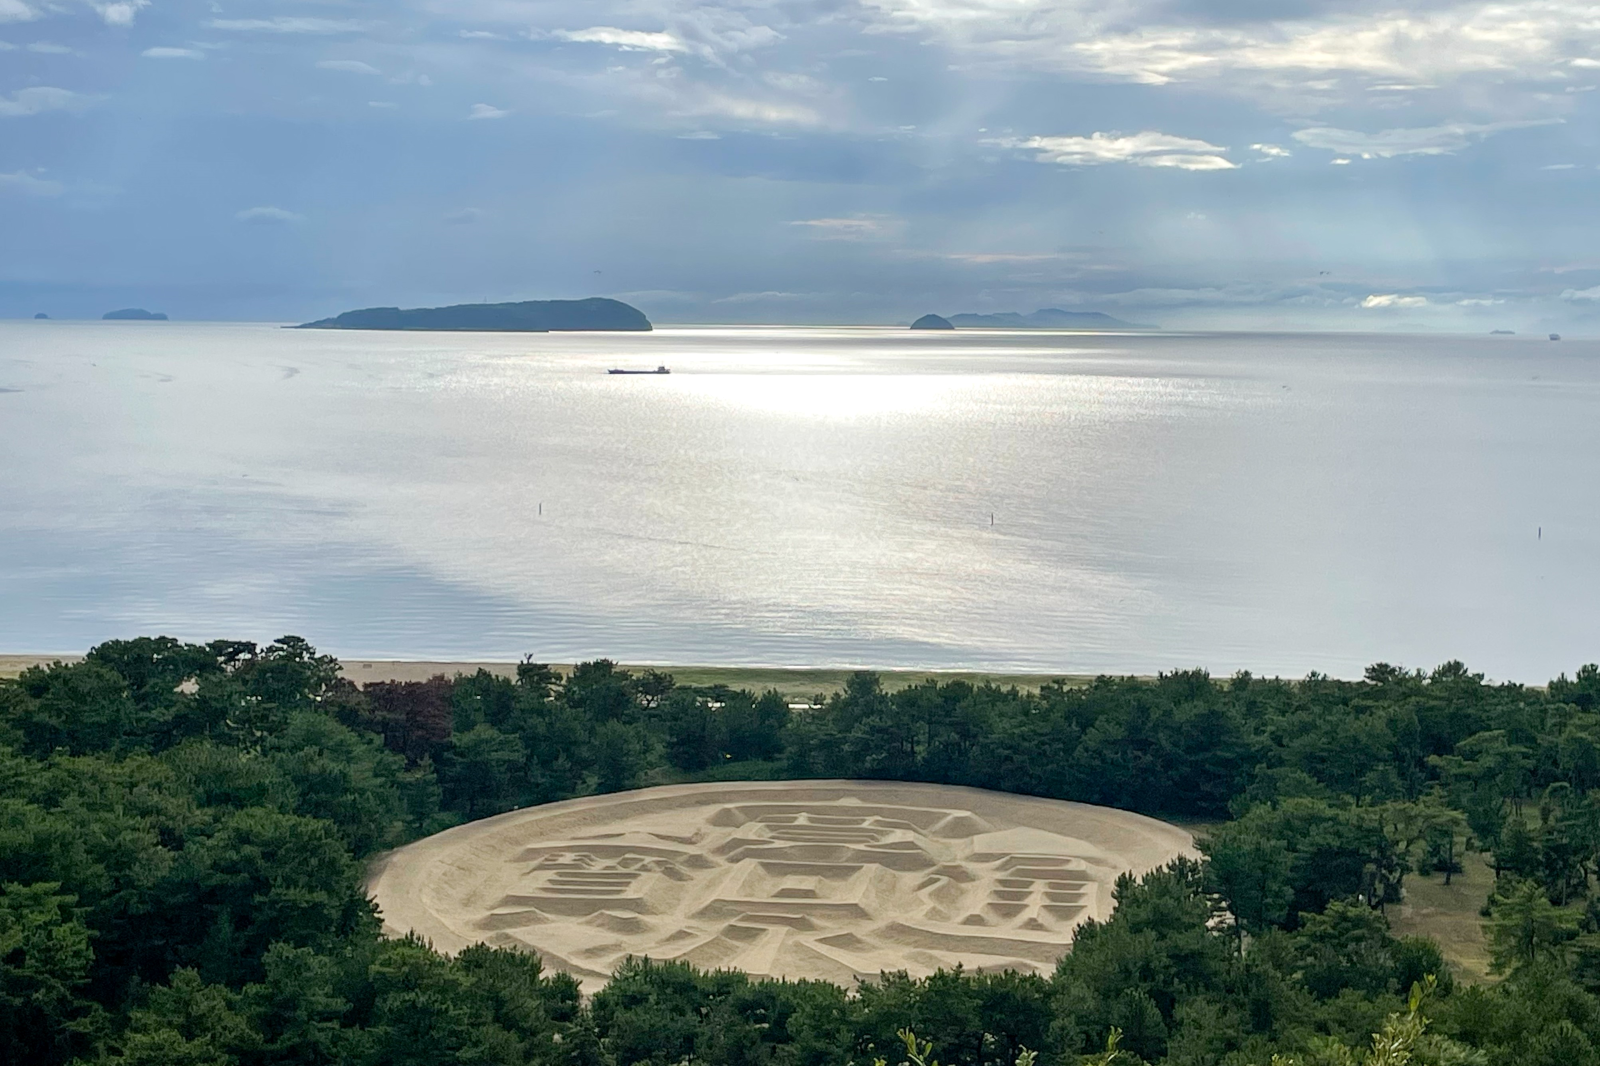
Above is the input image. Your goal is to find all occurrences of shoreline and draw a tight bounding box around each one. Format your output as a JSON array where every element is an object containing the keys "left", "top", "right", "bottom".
[
  {"left": 340, "top": 662, "right": 1096, "bottom": 698},
  {"left": 0, "top": 655, "right": 1093, "bottom": 698}
]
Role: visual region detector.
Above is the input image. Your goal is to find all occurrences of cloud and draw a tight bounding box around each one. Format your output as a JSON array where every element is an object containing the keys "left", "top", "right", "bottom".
[
  {"left": 235, "top": 206, "right": 302, "bottom": 223},
  {"left": 1562, "top": 285, "right": 1600, "bottom": 301},
  {"left": 540, "top": 12, "right": 781, "bottom": 65},
  {"left": 1079, "top": 282, "right": 1334, "bottom": 308},
  {"left": 998, "top": 131, "right": 1236, "bottom": 170},
  {"left": 697, "top": 97, "right": 814, "bottom": 124},
  {"left": 1293, "top": 119, "right": 1561, "bottom": 159},
  {"left": 207, "top": 18, "right": 370, "bottom": 35},
  {"left": 1142, "top": 153, "right": 1237, "bottom": 170},
  {"left": 1362, "top": 293, "right": 1429, "bottom": 308},
  {"left": 317, "top": 59, "right": 381, "bottom": 75},
  {"left": 550, "top": 27, "right": 688, "bottom": 53},
  {"left": 0, "top": 170, "right": 61, "bottom": 195},
  {"left": 676, "top": 130, "right": 720, "bottom": 140},
  {"left": 1543, "top": 163, "right": 1577, "bottom": 170},
  {"left": 939, "top": 252, "right": 1067, "bottom": 264},
  {"left": 2, "top": 0, "right": 1592, "bottom": 334},
  {"left": 1455, "top": 298, "right": 1503, "bottom": 306},
  {"left": 0, "top": 0, "right": 36, "bottom": 24},
  {"left": 91, "top": 0, "right": 146, "bottom": 26},
  {"left": 0, "top": 86, "right": 94, "bottom": 117},
  {"left": 712, "top": 290, "right": 819, "bottom": 304},
  {"left": 27, "top": 41, "right": 71, "bottom": 53},
  {"left": 763, "top": 71, "right": 821, "bottom": 94},
  {"left": 860, "top": 0, "right": 1600, "bottom": 101},
  {"left": 665, "top": 90, "right": 820, "bottom": 126},
  {"left": 789, "top": 217, "right": 893, "bottom": 239},
  {"left": 445, "top": 13, "right": 805, "bottom": 130},
  {"left": 1572, "top": 57, "right": 1600, "bottom": 68}
]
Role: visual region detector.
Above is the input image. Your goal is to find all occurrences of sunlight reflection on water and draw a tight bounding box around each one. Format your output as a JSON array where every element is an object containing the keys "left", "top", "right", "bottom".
[{"left": 1, "top": 322, "right": 1596, "bottom": 680}]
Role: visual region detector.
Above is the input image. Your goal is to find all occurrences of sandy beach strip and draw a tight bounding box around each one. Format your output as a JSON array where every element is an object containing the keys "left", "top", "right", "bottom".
[
  {"left": 0, "top": 654, "right": 87, "bottom": 677},
  {"left": 1, "top": 655, "right": 1091, "bottom": 697},
  {"left": 338, "top": 662, "right": 1091, "bottom": 698}
]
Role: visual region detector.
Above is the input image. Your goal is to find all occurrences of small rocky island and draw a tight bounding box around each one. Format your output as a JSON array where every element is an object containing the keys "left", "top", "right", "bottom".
[
  {"left": 910, "top": 313, "right": 954, "bottom": 330},
  {"left": 296, "top": 297, "right": 651, "bottom": 332},
  {"left": 103, "top": 308, "right": 168, "bottom": 321}
]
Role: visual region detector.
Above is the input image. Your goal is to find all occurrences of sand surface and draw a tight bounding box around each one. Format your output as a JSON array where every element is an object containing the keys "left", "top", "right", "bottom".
[
  {"left": 339, "top": 662, "right": 1082, "bottom": 697},
  {"left": 0, "top": 654, "right": 85, "bottom": 677},
  {"left": 2, "top": 656, "right": 1088, "bottom": 697},
  {"left": 366, "top": 780, "right": 1195, "bottom": 991}
]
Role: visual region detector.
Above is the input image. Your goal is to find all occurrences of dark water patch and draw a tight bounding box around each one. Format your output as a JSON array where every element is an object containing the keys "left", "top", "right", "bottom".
[{"left": 0, "top": 522, "right": 963, "bottom": 667}]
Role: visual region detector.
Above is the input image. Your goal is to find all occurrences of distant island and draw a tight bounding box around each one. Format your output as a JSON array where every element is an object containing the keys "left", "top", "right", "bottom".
[
  {"left": 1490, "top": 330, "right": 1514, "bottom": 335},
  {"left": 910, "top": 313, "right": 954, "bottom": 330},
  {"left": 942, "top": 308, "right": 1151, "bottom": 330},
  {"left": 295, "top": 297, "right": 651, "bottom": 332},
  {"left": 33, "top": 313, "right": 48, "bottom": 320},
  {"left": 103, "top": 308, "right": 168, "bottom": 321}
]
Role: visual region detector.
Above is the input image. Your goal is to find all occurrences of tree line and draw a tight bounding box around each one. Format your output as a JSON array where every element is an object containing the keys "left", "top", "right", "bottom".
[{"left": 5, "top": 634, "right": 1600, "bottom": 1064}]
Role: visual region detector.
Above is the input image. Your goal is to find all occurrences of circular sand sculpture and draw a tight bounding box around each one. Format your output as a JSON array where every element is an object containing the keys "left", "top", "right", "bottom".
[{"left": 367, "top": 781, "right": 1195, "bottom": 990}]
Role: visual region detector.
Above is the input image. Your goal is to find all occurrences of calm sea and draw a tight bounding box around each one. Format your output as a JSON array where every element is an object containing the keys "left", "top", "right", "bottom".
[{"left": 2, "top": 321, "right": 1595, "bottom": 681}]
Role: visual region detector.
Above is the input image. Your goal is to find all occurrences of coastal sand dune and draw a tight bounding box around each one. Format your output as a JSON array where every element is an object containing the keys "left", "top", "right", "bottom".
[{"left": 366, "top": 780, "right": 1195, "bottom": 990}]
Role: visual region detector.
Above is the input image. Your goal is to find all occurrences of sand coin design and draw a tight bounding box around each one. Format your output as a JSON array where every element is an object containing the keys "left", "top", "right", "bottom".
[{"left": 367, "top": 780, "right": 1195, "bottom": 990}]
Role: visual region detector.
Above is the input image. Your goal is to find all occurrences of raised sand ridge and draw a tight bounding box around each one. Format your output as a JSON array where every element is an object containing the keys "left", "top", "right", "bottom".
[{"left": 366, "top": 781, "right": 1195, "bottom": 990}]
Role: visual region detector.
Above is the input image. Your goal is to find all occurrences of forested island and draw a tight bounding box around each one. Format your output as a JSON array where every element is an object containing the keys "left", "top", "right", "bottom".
[
  {"left": 6, "top": 636, "right": 1600, "bottom": 1065},
  {"left": 295, "top": 297, "right": 651, "bottom": 332}
]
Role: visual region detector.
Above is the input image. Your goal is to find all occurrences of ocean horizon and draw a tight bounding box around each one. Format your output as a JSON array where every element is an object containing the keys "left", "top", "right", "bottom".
[{"left": 3, "top": 320, "right": 1595, "bottom": 682}]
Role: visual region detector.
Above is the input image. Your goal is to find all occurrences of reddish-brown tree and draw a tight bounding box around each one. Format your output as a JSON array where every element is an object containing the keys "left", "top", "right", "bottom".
[{"left": 363, "top": 675, "right": 455, "bottom": 764}]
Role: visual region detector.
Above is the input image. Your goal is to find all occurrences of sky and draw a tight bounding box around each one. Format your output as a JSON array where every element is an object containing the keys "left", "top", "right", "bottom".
[{"left": 3, "top": 0, "right": 1600, "bottom": 329}]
